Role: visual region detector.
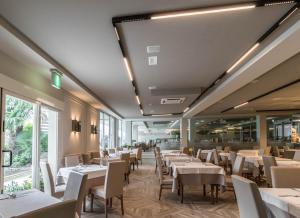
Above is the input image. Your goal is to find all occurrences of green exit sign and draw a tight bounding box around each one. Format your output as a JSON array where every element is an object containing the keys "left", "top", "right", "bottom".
[{"left": 50, "top": 69, "right": 62, "bottom": 89}]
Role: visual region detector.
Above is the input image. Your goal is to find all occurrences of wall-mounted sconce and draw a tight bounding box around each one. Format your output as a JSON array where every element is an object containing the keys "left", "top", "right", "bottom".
[
  {"left": 91, "top": 124, "right": 97, "bottom": 134},
  {"left": 72, "top": 119, "right": 81, "bottom": 132}
]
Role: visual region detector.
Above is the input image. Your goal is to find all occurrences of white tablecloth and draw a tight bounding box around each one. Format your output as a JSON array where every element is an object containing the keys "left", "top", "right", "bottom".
[
  {"left": 171, "top": 162, "right": 225, "bottom": 178},
  {"left": 238, "top": 149, "right": 259, "bottom": 156},
  {"left": 160, "top": 150, "right": 181, "bottom": 154},
  {"left": 260, "top": 188, "right": 300, "bottom": 217},
  {"left": 0, "top": 189, "right": 60, "bottom": 218},
  {"left": 162, "top": 153, "right": 188, "bottom": 159},
  {"left": 164, "top": 156, "right": 200, "bottom": 167},
  {"left": 56, "top": 164, "right": 107, "bottom": 185},
  {"left": 171, "top": 162, "right": 225, "bottom": 192}
]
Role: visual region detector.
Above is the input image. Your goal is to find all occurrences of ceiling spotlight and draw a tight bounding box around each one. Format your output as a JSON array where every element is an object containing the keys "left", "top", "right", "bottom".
[
  {"left": 123, "top": 57, "right": 133, "bottom": 81},
  {"left": 264, "top": 1, "right": 296, "bottom": 6},
  {"left": 227, "top": 43, "right": 259, "bottom": 73},
  {"left": 151, "top": 4, "right": 255, "bottom": 20},
  {"left": 234, "top": 102, "right": 249, "bottom": 109}
]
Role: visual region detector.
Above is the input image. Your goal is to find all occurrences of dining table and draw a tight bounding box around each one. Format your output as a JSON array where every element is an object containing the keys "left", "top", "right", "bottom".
[
  {"left": 170, "top": 161, "right": 225, "bottom": 204},
  {"left": 0, "top": 189, "right": 60, "bottom": 218},
  {"left": 57, "top": 164, "right": 107, "bottom": 211},
  {"left": 260, "top": 188, "right": 300, "bottom": 217}
]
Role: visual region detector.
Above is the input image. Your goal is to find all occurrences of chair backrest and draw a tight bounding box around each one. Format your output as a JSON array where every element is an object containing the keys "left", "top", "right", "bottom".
[
  {"left": 155, "top": 147, "right": 161, "bottom": 154},
  {"left": 224, "top": 146, "right": 231, "bottom": 153},
  {"left": 181, "top": 147, "right": 189, "bottom": 155},
  {"left": 212, "top": 149, "right": 219, "bottom": 165},
  {"left": 108, "top": 148, "right": 115, "bottom": 154},
  {"left": 90, "top": 151, "right": 100, "bottom": 158},
  {"left": 12, "top": 200, "right": 77, "bottom": 218},
  {"left": 206, "top": 151, "right": 213, "bottom": 163},
  {"left": 229, "top": 151, "right": 237, "bottom": 166},
  {"left": 81, "top": 153, "right": 90, "bottom": 165},
  {"left": 40, "top": 161, "right": 55, "bottom": 196},
  {"left": 271, "top": 166, "right": 300, "bottom": 188},
  {"left": 232, "top": 175, "right": 268, "bottom": 218},
  {"left": 262, "top": 156, "right": 277, "bottom": 186},
  {"left": 156, "top": 155, "right": 164, "bottom": 183},
  {"left": 136, "top": 147, "right": 142, "bottom": 159},
  {"left": 120, "top": 152, "right": 130, "bottom": 173},
  {"left": 293, "top": 151, "right": 300, "bottom": 161},
  {"left": 258, "top": 149, "right": 264, "bottom": 156},
  {"left": 283, "top": 145, "right": 290, "bottom": 151},
  {"left": 232, "top": 156, "right": 245, "bottom": 175},
  {"left": 273, "top": 146, "right": 280, "bottom": 157},
  {"left": 104, "top": 161, "right": 125, "bottom": 198},
  {"left": 63, "top": 172, "right": 88, "bottom": 218},
  {"left": 64, "top": 155, "right": 80, "bottom": 167},
  {"left": 196, "top": 149, "right": 202, "bottom": 159}
]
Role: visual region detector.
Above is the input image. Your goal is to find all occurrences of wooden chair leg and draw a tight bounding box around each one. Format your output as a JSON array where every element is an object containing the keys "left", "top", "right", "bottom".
[
  {"left": 159, "top": 185, "right": 162, "bottom": 200},
  {"left": 120, "top": 195, "right": 124, "bottom": 215},
  {"left": 203, "top": 184, "right": 206, "bottom": 197},
  {"left": 105, "top": 202, "right": 108, "bottom": 218},
  {"left": 216, "top": 185, "right": 219, "bottom": 203},
  {"left": 127, "top": 173, "right": 130, "bottom": 184},
  {"left": 90, "top": 194, "right": 94, "bottom": 212},
  {"left": 181, "top": 183, "right": 184, "bottom": 203},
  {"left": 83, "top": 195, "right": 86, "bottom": 212},
  {"left": 210, "top": 185, "right": 215, "bottom": 204},
  {"left": 109, "top": 198, "right": 112, "bottom": 208}
]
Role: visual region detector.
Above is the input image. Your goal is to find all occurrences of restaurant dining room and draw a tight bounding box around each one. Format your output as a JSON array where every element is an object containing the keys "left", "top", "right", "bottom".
[{"left": 0, "top": 0, "right": 300, "bottom": 218}]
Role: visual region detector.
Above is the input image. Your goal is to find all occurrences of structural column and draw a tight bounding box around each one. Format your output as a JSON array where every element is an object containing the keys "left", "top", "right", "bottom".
[
  {"left": 180, "top": 118, "right": 188, "bottom": 147},
  {"left": 125, "top": 121, "right": 132, "bottom": 146},
  {"left": 256, "top": 113, "right": 267, "bottom": 148}
]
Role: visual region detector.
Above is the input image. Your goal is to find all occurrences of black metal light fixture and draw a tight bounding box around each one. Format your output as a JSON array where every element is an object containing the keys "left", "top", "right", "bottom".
[
  {"left": 72, "top": 119, "right": 81, "bottom": 132},
  {"left": 91, "top": 124, "right": 98, "bottom": 134}
]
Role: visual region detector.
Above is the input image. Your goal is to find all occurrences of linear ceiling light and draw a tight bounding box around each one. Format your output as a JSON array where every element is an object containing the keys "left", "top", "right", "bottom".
[
  {"left": 114, "top": 27, "right": 120, "bottom": 41},
  {"left": 279, "top": 7, "right": 298, "bottom": 25},
  {"left": 234, "top": 102, "right": 249, "bottom": 109},
  {"left": 183, "top": 107, "right": 190, "bottom": 113},
  {"left": 123, "top": 57, "right": 133, "bottom": 81},
  {"left": 226, "top": 43, "right": 260, "bottom": 73},
  {"left": 136, "top": 95, "right": 141, "bottom": 105},
  {"left": 140, "top": 109, "right": 144, "bottom": 115},
  {"left": 151, "top": 114, "right": 173, "bottom": 117},
  {"left": 151, "top": 4, "right": 256, "bottom": 20}
]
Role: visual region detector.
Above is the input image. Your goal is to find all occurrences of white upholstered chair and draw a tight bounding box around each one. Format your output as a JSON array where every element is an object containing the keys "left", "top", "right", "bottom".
[
  {"left": 262, "top": 155, "right": 277, "bottom": 187},
  {"left": 64, "top": 155, "right": 80, "bottom": 167},
  {"left": 271, "top": 166, "right": 300, "bottom": 188},
  {"left": 63, "top": 172, "right": 88, "bottom": 218},
  {"left": 226, "top": 156, "right": 245, "bottom": 188},
  {"left": 90, "top": 161, "right": 125, "bottom": 218},
  {"left": 136, "top": 147, "right": 142, "bottom": 167},
  {"left": 156, "top": 156, "right": 173, "bottom": 200},
  {"left": 232, "top": 175, "right": 268, "bottom": 218},
  {"left": 196, "top": 149, "right": 202, "bottom": 159},
  {"left": 12, "top": 200, "right": 77, "bottom": 218},
  {"left": 120, "top": 152, "right": 130, "bottom": 184},
  {"left": 206, "top": 151, "right": 213, "bottom": 163},
  {"left": 40, "top": 161, "right": 66, "bottom": 198}
]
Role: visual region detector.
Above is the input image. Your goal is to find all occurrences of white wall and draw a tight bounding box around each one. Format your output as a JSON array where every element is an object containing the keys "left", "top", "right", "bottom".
[{"left": 0, "top": 53, "right": 100, "bottom": 168}]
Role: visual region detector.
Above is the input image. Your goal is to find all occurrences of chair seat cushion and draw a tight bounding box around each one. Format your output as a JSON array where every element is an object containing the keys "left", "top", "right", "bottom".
[
  {"left": 91, "top": 185, "right": 105, "bottom": 198},
  {"left": 161, "top": 176, "right": 173, "bottom": 185}
]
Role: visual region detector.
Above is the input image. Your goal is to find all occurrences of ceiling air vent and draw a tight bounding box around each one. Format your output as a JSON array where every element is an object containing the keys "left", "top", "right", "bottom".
[
  {"left": 146, "top": 45, "right": 160, "bottom": 54},
  {"left": 161, "top": 97, "right": 185, "bottom": 105},
  {"left": 148, "top": 56, "right": 157, "bottom": 66}
]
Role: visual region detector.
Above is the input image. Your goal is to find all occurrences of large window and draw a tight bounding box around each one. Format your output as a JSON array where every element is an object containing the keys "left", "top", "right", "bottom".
[{"left": 99, "top": 112, "right": 121, "bottom": 149}]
